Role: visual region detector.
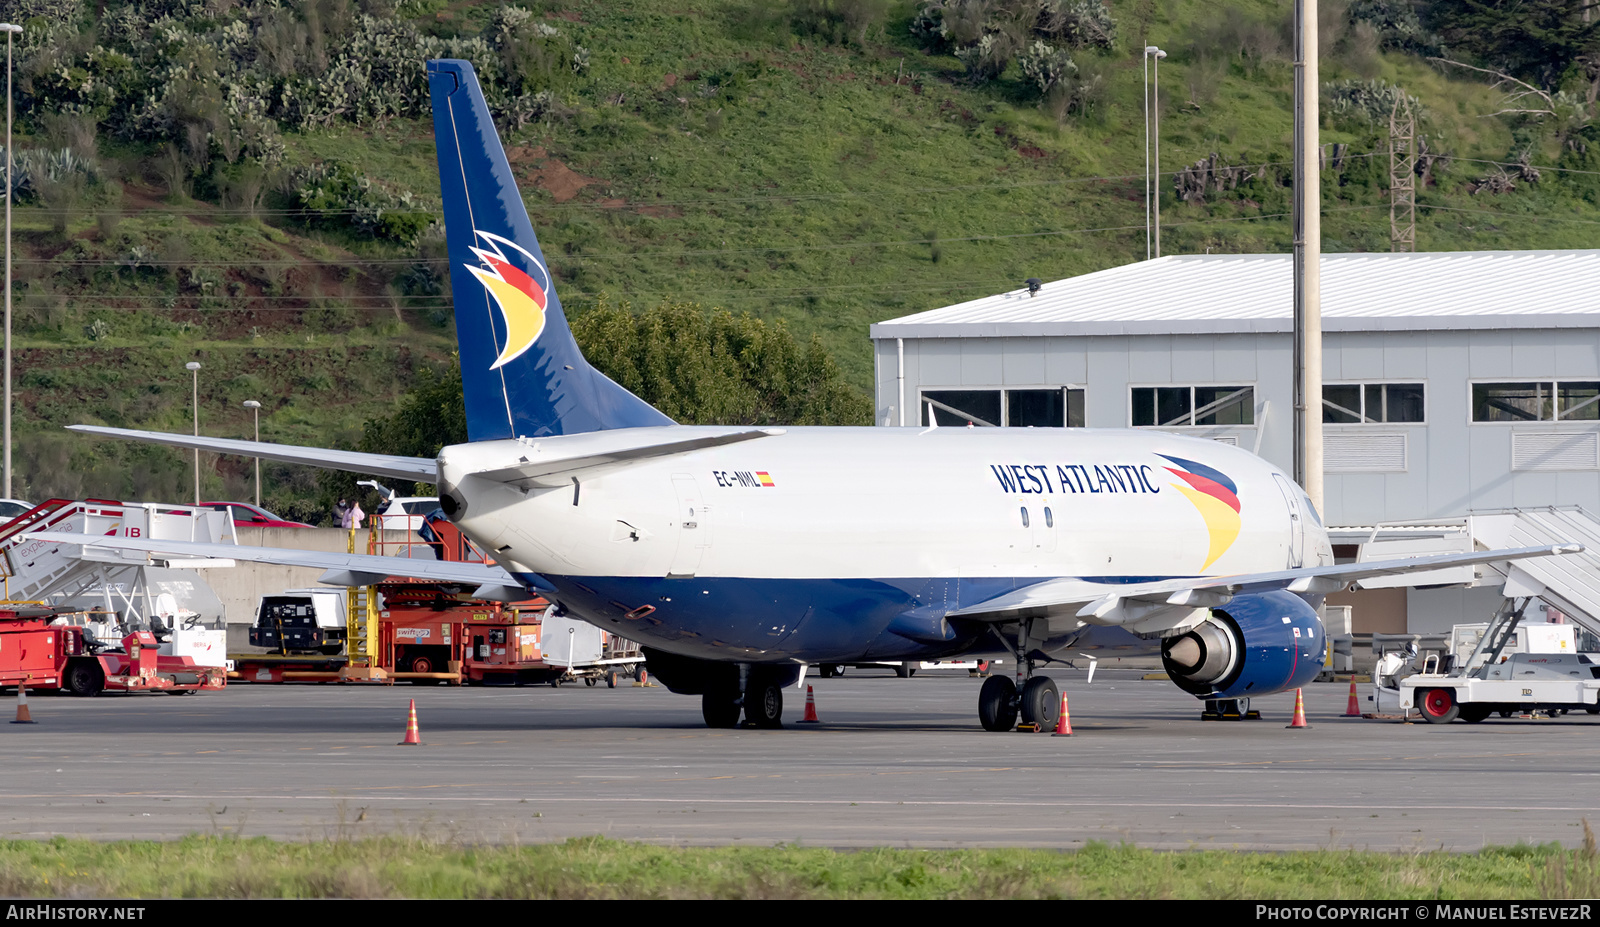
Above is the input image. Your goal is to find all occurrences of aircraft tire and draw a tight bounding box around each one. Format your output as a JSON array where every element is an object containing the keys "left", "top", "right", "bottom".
[
  {"left": 978, "top": 675, "right": 1018, "bottom": 732},
  {"left": 894, "top": 663, "right": 911, "bottom": 678},
  {"left": 745, "top": 677, "right": 784, "bottom": 729},
  {"left": 702, "top": 689, "right": 742, "bottom": 728},
  {"left": 1020, "top": 676, "right": 1059, "bottom": 730}
]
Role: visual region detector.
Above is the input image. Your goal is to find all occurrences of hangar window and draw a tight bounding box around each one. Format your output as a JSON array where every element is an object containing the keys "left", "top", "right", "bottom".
[
  {"left": 1473, "top": 381, "right": 1600, "bottom": 422},
  {"left": 1130, "top": 385, "right": 1254, "bottom": 427},
  {"left": 921, "top": 388, "right": 1085, "bottom": 427},
  {"left": 1323, "top": 383, "right": 1424, "bottom": 424}
]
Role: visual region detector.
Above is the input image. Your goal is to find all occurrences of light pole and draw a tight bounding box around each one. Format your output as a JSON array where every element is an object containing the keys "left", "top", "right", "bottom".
[
  {"left": 186, "top": 361, "right": 201, "bottom": 505},
  {"left": 1143, "top": 45, "right": 1167, "bottom": 260},
  {"left": 1, "top": 23, "right": 21, "bottom": 501},
  {"left": 242, "top": 400, "right": 261, "bottom": 507}
]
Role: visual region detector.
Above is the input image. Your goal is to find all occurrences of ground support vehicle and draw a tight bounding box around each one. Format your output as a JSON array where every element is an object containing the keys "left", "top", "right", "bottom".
[
  {"left": 231, "top": 584, "right": 645, "bottom": 687},
  {"left": 248, "top": 590, "right": 348, "bottom": 656},
  {"left": 0, "top": 606, "right": 226, "bottom": 696},
  {"left": 1397, "top": 597, "right": 1600, "bottom": 722}
]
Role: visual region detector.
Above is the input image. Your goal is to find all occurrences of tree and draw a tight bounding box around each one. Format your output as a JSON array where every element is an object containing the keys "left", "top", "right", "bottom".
[
  {"left": 1427, "top": 0, "right": 1600, "bottom": 89},
  {"left": 570, "top": 299, "right": 872, "bottom": 427}
]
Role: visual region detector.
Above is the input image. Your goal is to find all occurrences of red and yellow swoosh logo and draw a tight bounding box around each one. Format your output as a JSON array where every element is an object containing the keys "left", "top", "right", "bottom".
[
  {"left": 1159, "top": 454, "right": 1241, "bottom": 571},
  {"left": 464, "top": 230, "right": 549, "bottom": 369}
]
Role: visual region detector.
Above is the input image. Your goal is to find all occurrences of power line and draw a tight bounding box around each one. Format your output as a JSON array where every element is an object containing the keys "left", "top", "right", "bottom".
[
  {"left": 16, "top": 203, "right": 1361, "bottom": 270},
  {"left": 1417, "top": 203, "right": 1600, "bottom": 226}
]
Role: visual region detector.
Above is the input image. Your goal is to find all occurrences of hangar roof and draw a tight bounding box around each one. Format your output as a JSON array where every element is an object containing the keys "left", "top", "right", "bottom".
[{"left": 869, "top": 250, "right": 1600, "bottom": 340}]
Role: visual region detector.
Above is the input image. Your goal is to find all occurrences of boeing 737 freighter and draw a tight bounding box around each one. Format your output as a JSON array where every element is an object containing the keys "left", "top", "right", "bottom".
[{"left": 49, "top": 60, "right": 1578, "bottom": 730}]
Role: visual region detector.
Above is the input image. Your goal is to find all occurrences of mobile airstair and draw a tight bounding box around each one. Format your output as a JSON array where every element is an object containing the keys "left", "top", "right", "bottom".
[
  {"left": 0, "top": 499, "right": 236, "bottom": 664},
  {"left": 1360, "top": 506, "right": 1600, "bottom": 721}
]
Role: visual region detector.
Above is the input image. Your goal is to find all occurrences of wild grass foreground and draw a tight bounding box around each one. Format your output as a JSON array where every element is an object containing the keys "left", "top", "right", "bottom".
[{"left": 0, "top": 834, "right": 1597, "bottom": 899}]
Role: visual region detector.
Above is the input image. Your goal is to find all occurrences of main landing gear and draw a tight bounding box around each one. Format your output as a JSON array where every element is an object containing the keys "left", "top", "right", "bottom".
[
  {"left": 978, "top": 619, "right": 1058, "bottom": 732},
  {"left": 702, "top": 665, "right": 785, "bottom": 729}
]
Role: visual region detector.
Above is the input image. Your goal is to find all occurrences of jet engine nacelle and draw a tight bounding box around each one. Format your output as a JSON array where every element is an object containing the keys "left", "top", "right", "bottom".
[{"left": 1159, "top": 590, "right": 1323, "bottom": 699}]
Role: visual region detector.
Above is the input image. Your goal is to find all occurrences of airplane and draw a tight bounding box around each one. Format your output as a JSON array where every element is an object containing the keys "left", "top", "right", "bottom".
[{"left": 47, "top": 59, "right": 1580, "bottom": 731}]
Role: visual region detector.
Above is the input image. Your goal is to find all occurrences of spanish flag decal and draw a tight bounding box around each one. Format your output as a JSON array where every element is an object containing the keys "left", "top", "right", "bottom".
[{"left": 757, "top": 471, "right": 775, "bottom": 487}]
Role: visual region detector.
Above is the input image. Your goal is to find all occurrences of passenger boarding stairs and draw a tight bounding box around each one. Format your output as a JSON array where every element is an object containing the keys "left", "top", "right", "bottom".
[
  {"left": 1360, "top": 505, "right": 1600, "bottom": 641},
  {"left": 0, "top": 499, "right": 236, "bottom": 604},
  {"left": 1470, "top": 507, "right": 1600, "bottom": 633}
]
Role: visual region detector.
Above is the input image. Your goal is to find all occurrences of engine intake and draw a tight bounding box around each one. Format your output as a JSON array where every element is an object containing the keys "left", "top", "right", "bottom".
[{"left": 1161, "top": 590, "right": 1323, "bottom": 699}]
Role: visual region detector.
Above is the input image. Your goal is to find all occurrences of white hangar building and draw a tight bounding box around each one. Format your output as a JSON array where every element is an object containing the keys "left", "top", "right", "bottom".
[{"left": 869, "top": 250, "right": 1600, "bottom": 636}]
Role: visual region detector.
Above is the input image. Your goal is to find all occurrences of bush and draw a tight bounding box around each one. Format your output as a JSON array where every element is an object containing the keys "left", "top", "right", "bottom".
[
  {"left": 912, "top": 1, "right": 1114, "bottom": 86},
  {"left": 1322, "top": 78, "right": 1422, "bottom": 127},
  {"left": 1018, "top": 40, "right": 1075, "bottom": 96},
  {"left": 288, "top": 161, "right": 435, "bottom": 246}
]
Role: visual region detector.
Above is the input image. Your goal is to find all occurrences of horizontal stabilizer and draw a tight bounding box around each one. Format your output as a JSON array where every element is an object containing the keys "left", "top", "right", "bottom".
[
  {"left": 947, "top": 544, "right": 1583, "bottom": 635},
  {"left": 22, "top": 530, "right": 527, "bottom": 595},
  {"left": 473, "top": 429, "right": 780, "bottom": 488},
  {"left": 69, "top": 425, "right": 437, "bottom": 483}
]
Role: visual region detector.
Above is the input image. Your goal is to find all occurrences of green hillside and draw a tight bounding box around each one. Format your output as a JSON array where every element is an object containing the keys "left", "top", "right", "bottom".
[{"left": 6, "top": 0, "right": 1599, "bottom": 518}]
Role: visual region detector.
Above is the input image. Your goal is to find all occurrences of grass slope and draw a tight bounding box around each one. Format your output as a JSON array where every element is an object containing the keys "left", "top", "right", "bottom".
[{"left": 14, "top": 0, "right": 1600, "bottom": 512}]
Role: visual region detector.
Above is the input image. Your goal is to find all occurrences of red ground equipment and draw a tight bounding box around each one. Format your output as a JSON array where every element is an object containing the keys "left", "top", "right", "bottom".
[{"left": 0, "top": 606, "right": 226, "bottom": 696}]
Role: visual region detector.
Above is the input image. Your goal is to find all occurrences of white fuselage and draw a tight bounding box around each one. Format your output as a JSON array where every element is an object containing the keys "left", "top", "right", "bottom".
[{"left": 438, "top": 426, "right": 1334, "bottom": 663}]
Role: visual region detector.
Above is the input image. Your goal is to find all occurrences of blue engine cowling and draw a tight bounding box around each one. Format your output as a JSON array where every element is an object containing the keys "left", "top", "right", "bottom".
[{"left": 1160, "top": 590, "right": 1324, "bottom": 699}]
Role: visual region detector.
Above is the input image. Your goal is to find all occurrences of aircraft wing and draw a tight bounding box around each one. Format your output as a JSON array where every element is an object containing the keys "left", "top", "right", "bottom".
[
  {"left": 945, "top": 544, "right": 1582, "bottom": 637},
  {"left": 68, "top": 425, "right": 436, "bottom": 483},
  {"left": 471, "top": 429, "right": 779, "bottom": 489},
  {"left": 21, "top": 531, "right": 531, "bottom": 598}
]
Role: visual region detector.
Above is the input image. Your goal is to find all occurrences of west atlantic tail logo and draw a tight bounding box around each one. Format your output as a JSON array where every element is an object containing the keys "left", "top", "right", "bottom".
[
  {"left": 1159, "top": 454, "right": 1241, "bottom": 570},
  {"left": 463, "top": 230, "right": 549, "bottom": 369}
]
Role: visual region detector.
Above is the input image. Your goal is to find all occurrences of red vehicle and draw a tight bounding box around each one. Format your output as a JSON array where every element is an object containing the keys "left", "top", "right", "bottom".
[
  {"left": 202, "top": 502, "right": 314, "bottom": 529},
  {"left": 0, "top": 607, "right": 226, "bottom": 696}
]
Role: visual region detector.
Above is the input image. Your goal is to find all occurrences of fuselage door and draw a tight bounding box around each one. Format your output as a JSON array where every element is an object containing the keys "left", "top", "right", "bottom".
[
  {"left": 1272, "top": 474, "right": 1304, "bottom": 568},
  {"left": 668, "top": 473, "right": 709, "bottom": 577}
]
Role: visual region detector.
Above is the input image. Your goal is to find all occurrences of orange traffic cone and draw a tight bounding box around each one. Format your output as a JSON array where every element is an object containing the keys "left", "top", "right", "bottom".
[
  {"left": 798, "top": 685, "right": 820, "bottom": 723},
  {"left": 398, "top": 698, "right": 421, "bottom": 745},
  {"left": 1051, "top": 692, "right": 1073, "bottom": 737},
  {"left": 11, "top": 682, "right": 36, "bottom": 725},
  {"left": 1344, "top": 678, "right": 1361, "bottom": 717},
  {"left": 1286, "top": 688, "right": 1310, "bottom": 729}
]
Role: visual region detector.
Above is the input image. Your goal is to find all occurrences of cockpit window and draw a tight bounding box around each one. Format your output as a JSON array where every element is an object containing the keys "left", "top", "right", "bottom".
[{"left": 1302, "top": 492, "right": 1324, "bottom": 528}]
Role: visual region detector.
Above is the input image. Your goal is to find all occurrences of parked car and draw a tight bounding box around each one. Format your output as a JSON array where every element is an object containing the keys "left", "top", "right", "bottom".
[
  {"left": 355, "top": 480, "right": 440, "bottom": 531},
  {"left": 202, "top": 502, "right": 314, "bottom": 529},
  {"left": 0, "top": 499, "right": 33, "bottom": 523}
]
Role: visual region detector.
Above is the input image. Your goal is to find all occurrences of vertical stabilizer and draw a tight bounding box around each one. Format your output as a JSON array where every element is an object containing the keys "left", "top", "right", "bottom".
[{"left": 427, "top": 59, "right": 672, "bottom": 441}]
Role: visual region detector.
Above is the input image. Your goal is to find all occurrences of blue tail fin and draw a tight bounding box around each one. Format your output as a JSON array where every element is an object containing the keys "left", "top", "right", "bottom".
[{"left": 427, "top": 59, "right": 673, "bottom": 441}]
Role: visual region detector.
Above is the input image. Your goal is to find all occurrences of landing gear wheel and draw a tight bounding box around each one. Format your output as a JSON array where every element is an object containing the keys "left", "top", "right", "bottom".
[
  {"left": 64, "top": 661, "right": 103, "bottom": 698},
  {"left": 1020, "top": 676, "right": 1059, "bottom": 731},
  {"left": 702, "top": 689, "right": 742, "bottom": 728},
  {"left": 978, "top": 675, "right": 1018, "bottom": 732},
  {"left": 894, "top": 663, "right": 913, "bottom": 678},
  {"left": 1459, "top": 704, "right": 1491, "bottom": 723},
  {"left": 1419, "top": 688, "right": 1459, "bottom": 724},
  {"left": 745, "top": 677, "right": 784, "bottom": 728}
]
